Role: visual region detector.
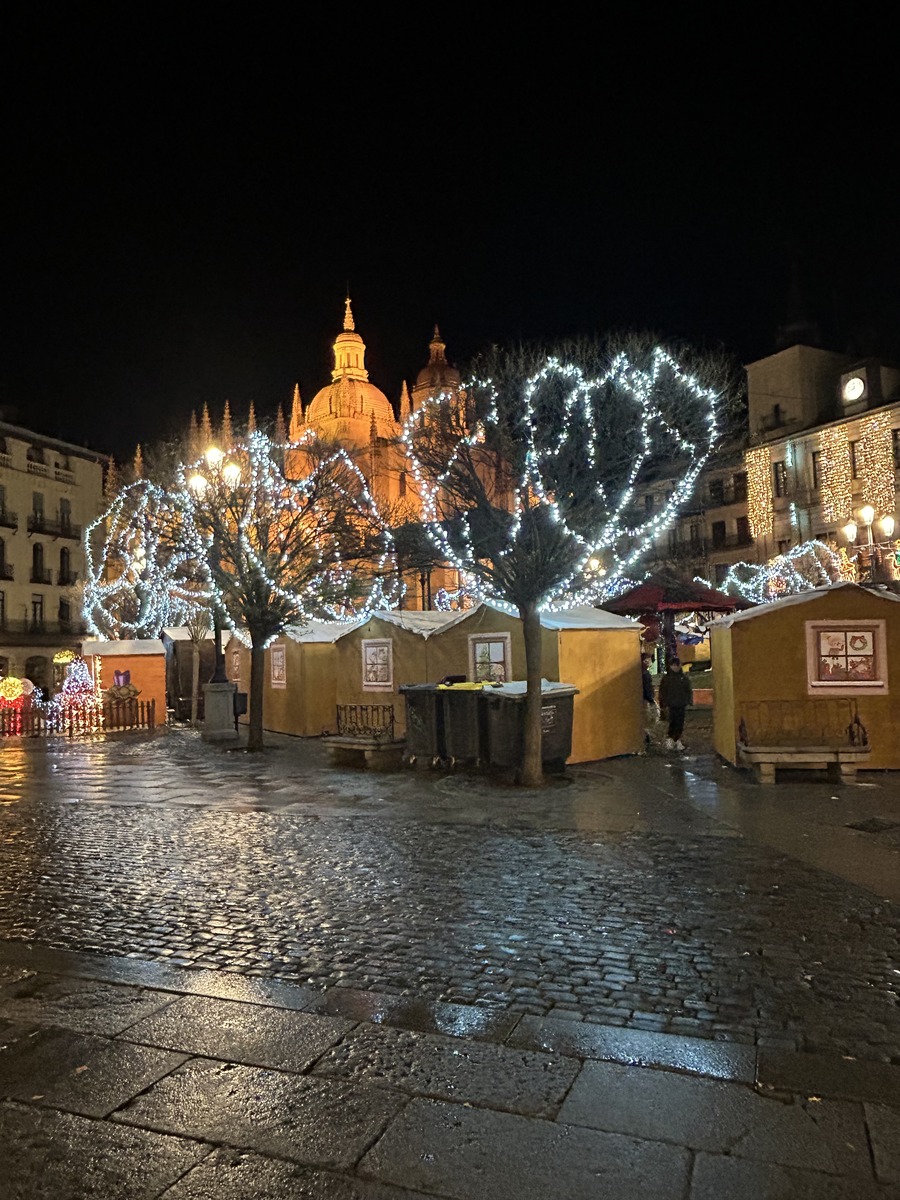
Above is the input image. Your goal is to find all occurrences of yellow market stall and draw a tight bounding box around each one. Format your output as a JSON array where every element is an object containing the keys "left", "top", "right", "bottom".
[
  {"left": 227, "top": 619, "right": 359, "bottom": 738},
  {"left": 538, "top": 606, "right": 644, "bottom": 763},
  {"left": 710, "top": 582, "right": 900, "bottom": 771},
  {"left": 334, "top": 601, "right": 644, "bottom": 762}
]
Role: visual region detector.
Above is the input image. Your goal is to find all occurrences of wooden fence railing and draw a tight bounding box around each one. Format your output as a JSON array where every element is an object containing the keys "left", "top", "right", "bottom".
[{"left": 0, "top": 699, "right": 156, "bottom": 739}]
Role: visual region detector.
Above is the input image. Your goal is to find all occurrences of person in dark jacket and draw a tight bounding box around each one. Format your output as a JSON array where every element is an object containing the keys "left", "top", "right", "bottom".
[{"left": 658, "top": 656, "right": 692, "bottom": 751}]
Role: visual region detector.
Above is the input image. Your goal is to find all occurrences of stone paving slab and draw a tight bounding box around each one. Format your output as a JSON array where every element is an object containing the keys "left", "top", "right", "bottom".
[
  {"left": 866, "top": 1103, "right": 900, "bottom": 1184},
  {"left": 0, "top": 1099, "right": 210, "bottom": 1200},
  {"left": 310, "top": 1022, "right": 580, "bottom": 1117},
  {"left": 113, "top": 1056, "right": 408, "bottom": 1170},
  {"left": 0, "top": 1021, "right": 188, "bottom": 1118},
  {"left": 690, "top": 1153, "right": 900, "bottom": 1199},
  {"left": 159, "top": 1148, "right": 437, "bottom": 1199},
  {"left": 124, "top": 993, "right": 354, "bottom": 1071},
  {"left": 558, "top": 1059, "right": 871, "bottom": 1175},
  {"left": 359, "top": 1096, "right": 691, "bottom": 1200},
  {"left": 0, "top": 971, "right": 177, "bottom": 1036},
  {"left": 757, "top": 1046, "right": 900, "bottom": 1107},
  {"left": 507, "top": 1013, "right": 757, "bottom": 1082}
]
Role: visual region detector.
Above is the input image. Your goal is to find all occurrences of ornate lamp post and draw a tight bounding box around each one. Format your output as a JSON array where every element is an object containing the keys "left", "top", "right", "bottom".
[
  {"left": 843, "top": 506, "right": 897, "bottom": 584},
  {"left": 188, "top": 447, "right": 240, "bottom": 737}
]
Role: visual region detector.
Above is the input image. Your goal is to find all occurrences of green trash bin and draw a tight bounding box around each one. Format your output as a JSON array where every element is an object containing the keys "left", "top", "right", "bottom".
[
  {"left": 481, "top": 680, "right": 578, "bottom": 770},
  {"left": 399, "top": 684, "right": 446, "bottom": 763},
  {"left": 437, "top": 682, "right": 493, "bottom": 765}
]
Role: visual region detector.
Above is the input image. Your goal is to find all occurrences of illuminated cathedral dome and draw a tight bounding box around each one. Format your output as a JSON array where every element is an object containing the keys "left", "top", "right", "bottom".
[
  {"left": 305, "top": 298, "right": 398, "bottom": 446},
  {"left": 411, "top": 325, "right": 461, "bottom": 411}
]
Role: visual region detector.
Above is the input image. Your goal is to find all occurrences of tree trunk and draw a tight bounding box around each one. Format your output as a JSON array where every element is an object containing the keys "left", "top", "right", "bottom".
[
  {"left": 519, "top": 602, "right": 543, "bottom": 787},
  {"left": 248, "top": 637, "right": 266, "bottom": 751},
  {"left": 190, "top": 643, "right": 200, "bottom": 728}
]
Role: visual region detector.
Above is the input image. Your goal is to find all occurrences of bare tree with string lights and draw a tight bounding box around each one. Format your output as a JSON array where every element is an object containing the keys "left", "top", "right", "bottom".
[
  {"left": 86, "top": 430, "right": 400, "bottom": 750},
  {"left": 403, "top": 332, "right": 742, "bottom": 786}
]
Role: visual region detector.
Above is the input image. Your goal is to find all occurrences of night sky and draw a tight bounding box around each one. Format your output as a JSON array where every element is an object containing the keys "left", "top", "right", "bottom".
[{"left": 4, "top": 21, "right": 898, "bottom": 465}]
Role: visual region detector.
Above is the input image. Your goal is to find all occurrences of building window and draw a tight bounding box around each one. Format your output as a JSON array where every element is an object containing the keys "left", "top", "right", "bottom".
[
  {"left": 773, "top": 461, "right": 788, "bottom": 497},
  {"left": 644, "top": 494, "right": 654, "bottom": 514},
  {"left": 32, "top": 491, "right": 44, "bottom": 516},
  {"left": 714, "top": 563, "right": 728, "bottom": 585},
  {"left": 806, "top": 620, "right": 887, "bottom": 695},
  {"left": 690, "top": 521, "right": 702, "bottom": 546},
  {"left": 708, "top": 479, "right": 725, "bottom": 506},
  {"left": 732, "top": 472, "right": 748, "bottom": 502},
  {"left": 60, "top": 497, "right": 72, "bottom": 533},
  {"left": 362, "top": 638, "right": 393, "bottom": 691},
  {"left": 777, "top": 539, "right": 791, "bottom": 555},
  {"left": 849, "top": 440, "right": 859, "bottom": 479},
  {"left": 31, "top": 594, "right": 44, "bottom": 632},
  {"left": 32, "top": 543, "right": 46, "bottom": 582},
  {"left": 811, "top": 450, "right": 822, "bottom": 489},
  {"left": 468, "top": 633, "right": 511, "bottom": 683},
  {"left": 711, "top": 520, "right": 726, "bottom": 548},
  {"left": 58, "top": 599, "right": 71, "bottom": 627},
  {"left": 668, "top": 528, "right": 679, "bottom": 553},
  {"left": 0, "top": 654, "right": 7, "bottom": 677},
  {"left": 736, "top": 516, "right": 752, "bottom": 545}
]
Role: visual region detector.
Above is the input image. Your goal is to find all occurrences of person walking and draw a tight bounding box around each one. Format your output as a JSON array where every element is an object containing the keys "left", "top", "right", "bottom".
[
  {"left": 640, "top": 654, "right": 660, "bottom": 749},
  {"left": 658, "top": 656, "right": 692, "bottom": 751}
]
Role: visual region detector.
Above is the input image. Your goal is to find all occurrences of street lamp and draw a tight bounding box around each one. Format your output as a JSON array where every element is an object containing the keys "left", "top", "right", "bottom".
[{"left": 842, "top": 506, "right": 898, "bottom": 584}]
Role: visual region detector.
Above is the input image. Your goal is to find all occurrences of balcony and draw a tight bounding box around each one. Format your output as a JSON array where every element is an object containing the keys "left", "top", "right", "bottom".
[
  {"left": 0, "top": 508, "right": 17, "bottom": 530},
  {"left": 0, "top": 564, "right": 13, "bottom": 581},
  {"left": 58, "top": 571, "right": 79, "bottom": 587},
  {"left": 703, "top": 484, "right": 748, "bottom": 509},
  {"left": 30, "top": 569, "right": 53, "bottom": 585},
  {"left": 25, "top": 460, "right": 50, "bottom": 477},
  {"left": 26, "top": 514, "right": 82, "bottom": 540},
  {"left": 709, "top": 532, "right": 755, "bottom": 552},
  {"left": 55, "top": 468, "right": 76, "bottom": 485},
  {"left": 0, "top": 618, "right": 88, "bottom": 640}
]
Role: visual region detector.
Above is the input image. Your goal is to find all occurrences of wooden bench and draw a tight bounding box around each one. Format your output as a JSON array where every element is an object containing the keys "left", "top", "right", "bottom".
[
  {"left": 323, "top": 735, "right": 406, "bottom": 771},
  {"left": 737, "top": 699, "right": 871, "bottom": 785},
  {"left": 322, "top": 702, "right": 404, "bottom": 771}
]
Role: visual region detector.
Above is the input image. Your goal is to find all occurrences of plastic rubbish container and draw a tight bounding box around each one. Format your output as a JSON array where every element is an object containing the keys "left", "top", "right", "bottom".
[
  {"left": 481, "top": 680, "right": 578, "bottom": 769},
  {"left": 437, "top": 682, "right": 493, "bottom": 765},
  {"left": 399, "top": 684, "right": 446, "bottom": 762}
]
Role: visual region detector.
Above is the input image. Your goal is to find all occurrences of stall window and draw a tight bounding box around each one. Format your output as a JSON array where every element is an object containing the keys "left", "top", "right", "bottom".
[
  {"left": 362, "top": 638, "right": 393, "bottom": 691},
  {"left": 270, "top": 644, "right": 286, "bottom": 689},
  {"left": 230, "top": 647, "right": 241, "bottom": 683},
  {"left": 805, "top": 620, "right": 888, "bottom": 695},
  {"left": 469, "top": 633, "right": 511, "bottom": 683}
]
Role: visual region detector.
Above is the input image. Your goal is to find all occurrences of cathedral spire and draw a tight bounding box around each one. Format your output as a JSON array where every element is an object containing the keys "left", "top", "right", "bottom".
[
  {"left": 200, "top": 403, "right": 213, "bottom": 450},
  {"left": 399, "top": 380, "right": 411, "bottom": 421},
  {"left": 274, "top": 405, "right": 286, "bottom": 445},
  {"left": 220, "top": 399, "right": 234, "bottom": 449},
  {"left": 344, "top": 296, "right": 355, "bottom": 332},
  {"left": 187, "top": 410, "right": 200, "bottom": 460},
  {"left": 289, "top": 383, "right": 304, "bottom": 441},
  {"left": 247, "top": 401, "right": 257, "bottom": 435}
]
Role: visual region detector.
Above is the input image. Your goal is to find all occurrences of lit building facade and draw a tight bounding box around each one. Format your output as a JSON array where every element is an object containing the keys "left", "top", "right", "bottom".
[
  {"left": 0, "top": 422, "right": 107, "bottom": 692},
  {"left": 643, "top": 344, "right": 900, "bottom": 589}
]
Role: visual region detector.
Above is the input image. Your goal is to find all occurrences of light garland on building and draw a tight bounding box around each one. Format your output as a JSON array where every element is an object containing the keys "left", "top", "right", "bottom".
[
  {"left": 857, "top": 411, "right": 895, "bottom": 517},
  {"left": 703, "top": 539, "right": 843, "bottom": 604},
  {"left": 819, "top": 424, "right": 852, "bottom": 524},
  {"left": 402, "top": 346, "right": 723, "bottom": 609},
  {"left": 744, "top": 445, "right": 773, "bottom": 539}
]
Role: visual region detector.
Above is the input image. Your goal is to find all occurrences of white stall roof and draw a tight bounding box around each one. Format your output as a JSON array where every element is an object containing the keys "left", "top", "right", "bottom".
[
  {"left": 539, "top": 605, "right": 642, "bottom": 631},
  {"left": 162, "top": 627, "right": 234, "bottom": 645},
  {"left": 283, "top": 618, "right": 367, "bottom": 644},
  {"left": 709, "top": 581, "right": 900, "bottom": 628},
  {"left": 81, "top": 639, "right": 165, "bottom": 656}
]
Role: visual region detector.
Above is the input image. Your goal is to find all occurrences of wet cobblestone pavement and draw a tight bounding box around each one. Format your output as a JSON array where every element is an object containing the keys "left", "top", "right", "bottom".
[{"left": 1, "top": 724, "right": 899, "bottom": 1066}]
